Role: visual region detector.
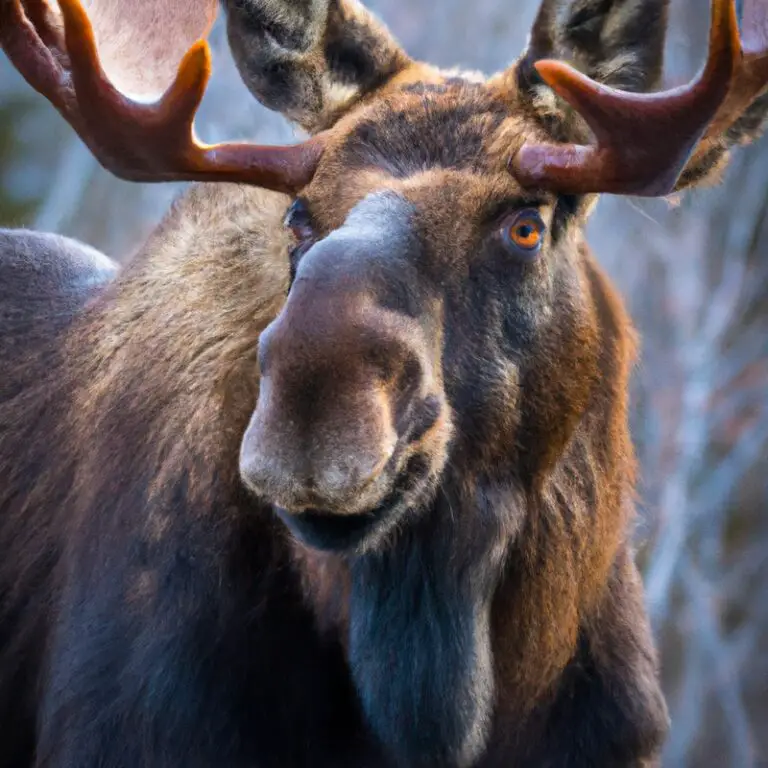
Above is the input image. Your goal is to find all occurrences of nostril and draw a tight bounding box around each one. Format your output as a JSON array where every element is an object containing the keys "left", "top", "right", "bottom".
[
  {"left": 407, "top": 394, "right": 442, "bottom": 444},
  {"left": 393, "top": 355, "right": 425, "bottom": 432},
  {"left": 397, "top": 355, "right": 423, "bottom": 395}
]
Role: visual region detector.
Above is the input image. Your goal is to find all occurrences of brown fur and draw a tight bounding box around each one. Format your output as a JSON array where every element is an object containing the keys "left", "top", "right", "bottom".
[{"left": 2, "top": 0, "right": 768, "bottom": 765}]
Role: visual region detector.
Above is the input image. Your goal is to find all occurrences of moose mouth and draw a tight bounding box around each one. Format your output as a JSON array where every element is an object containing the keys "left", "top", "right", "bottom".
[{"left": 274, "top": 454, "right": 432, "bottom": 552}]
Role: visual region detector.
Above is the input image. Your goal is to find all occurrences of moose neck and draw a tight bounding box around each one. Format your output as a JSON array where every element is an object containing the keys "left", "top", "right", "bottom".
[{"left": 340, "top": 481, "right": 515, "bottom": 768}]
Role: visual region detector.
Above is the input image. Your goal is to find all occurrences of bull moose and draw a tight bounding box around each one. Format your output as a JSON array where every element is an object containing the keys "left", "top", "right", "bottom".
[{"left": 1, "top": 0, "right": 767, "bottom": 765}]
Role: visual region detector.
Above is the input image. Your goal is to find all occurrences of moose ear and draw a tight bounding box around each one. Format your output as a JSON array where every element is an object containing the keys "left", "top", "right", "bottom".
[
  {"left": 518, "top": 0, "right": 670, "bottom": 102},
  {"left": 508, "top": 0, "right": 671, "bottom": 163},
  {"left": 223, "top": 0, "right": 411, "bottom": 133}
]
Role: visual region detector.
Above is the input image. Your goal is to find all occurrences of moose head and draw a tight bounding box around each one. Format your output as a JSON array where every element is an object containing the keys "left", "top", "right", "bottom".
[{"left": 2, "top": 0, "right": 767, "bottom": 764}]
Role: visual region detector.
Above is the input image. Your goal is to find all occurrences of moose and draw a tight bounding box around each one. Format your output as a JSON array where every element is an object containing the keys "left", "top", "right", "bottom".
[{"left": 1, "top": 0, "right": 767, "bottom": 764}]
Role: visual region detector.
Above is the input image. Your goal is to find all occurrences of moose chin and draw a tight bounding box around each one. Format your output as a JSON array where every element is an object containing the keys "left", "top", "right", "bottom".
[{"left": 1, "top": 0, "right": 766, "bottom": 766}]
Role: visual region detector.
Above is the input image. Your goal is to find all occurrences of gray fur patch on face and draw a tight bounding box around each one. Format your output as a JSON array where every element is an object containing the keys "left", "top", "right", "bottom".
[
  {"left": 338, "top": 191, "right": 416, "bottom": 244},
  {"left": 296, "top": 191, "right": 417, "bottom": 285}
]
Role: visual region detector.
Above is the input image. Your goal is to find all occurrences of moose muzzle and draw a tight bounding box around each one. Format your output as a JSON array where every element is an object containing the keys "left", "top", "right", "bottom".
[{"left": 239, "top": 194, "right": 447, "bottom": 550}]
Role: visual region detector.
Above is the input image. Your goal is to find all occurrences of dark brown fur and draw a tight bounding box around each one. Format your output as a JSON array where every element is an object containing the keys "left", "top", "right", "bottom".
[{"left": 2, "top": 0, "right": 768, "bottom": 766}]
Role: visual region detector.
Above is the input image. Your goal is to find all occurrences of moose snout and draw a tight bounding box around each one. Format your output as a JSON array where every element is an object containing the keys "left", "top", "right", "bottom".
[
  {"left": 239, "top": 394, "right": 397, "bottom": 514},
  {"left": 239, "top": 285, "right": 426, "bottom": 518}
]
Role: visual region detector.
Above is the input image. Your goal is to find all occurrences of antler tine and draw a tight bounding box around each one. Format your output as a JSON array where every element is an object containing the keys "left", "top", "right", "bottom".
[
  {"left": 511, "top": 0, "right": 741, "bottom": 197},
  {"left": 691, "top": 0, "right": 768, "bottom": 155},
  {"left": 0, "top": 0, "right": 70, "bottom": 115},
  {"left": 0, "top": 0, "right": 325, "bottom": 194}
]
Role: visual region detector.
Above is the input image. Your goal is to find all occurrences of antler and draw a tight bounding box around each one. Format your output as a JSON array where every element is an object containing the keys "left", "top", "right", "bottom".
[
  {"left": 691, "top": 0, "right": 768, "bottom": 160},
  {"left": 0, "top": 0, "right": 326, "bottom": 194},
  {"left": 511, "top": 0, "right": 765, "bottom": 197}
]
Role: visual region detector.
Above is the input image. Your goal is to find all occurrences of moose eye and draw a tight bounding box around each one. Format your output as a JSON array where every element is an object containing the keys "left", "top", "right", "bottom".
[
  {"left": 284, "top": 198, "right": 314, "bottom": 242},
  {"left": 500, "top": 209, "right": 546, "bottom": 260}
]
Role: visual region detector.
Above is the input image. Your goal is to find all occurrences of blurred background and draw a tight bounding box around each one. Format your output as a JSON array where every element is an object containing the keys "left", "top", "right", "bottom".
[{"left": 1, "top": 1, "right": 766, "bottom": 765}]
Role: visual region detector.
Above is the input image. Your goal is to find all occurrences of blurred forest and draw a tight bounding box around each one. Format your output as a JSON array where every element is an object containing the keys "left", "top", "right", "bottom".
[{"left": 1, "top": 1, "right": 766, "bottom": 766}]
